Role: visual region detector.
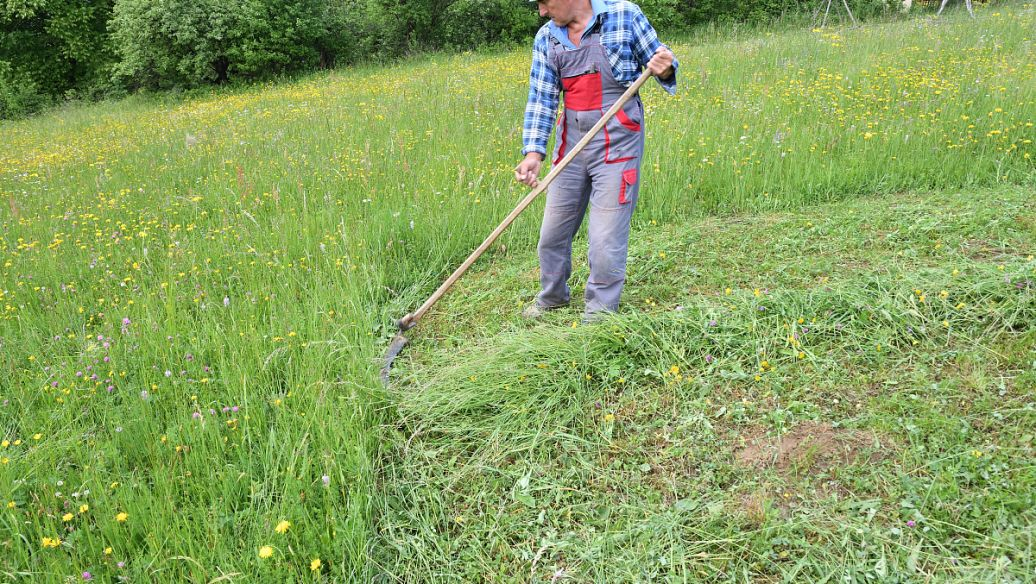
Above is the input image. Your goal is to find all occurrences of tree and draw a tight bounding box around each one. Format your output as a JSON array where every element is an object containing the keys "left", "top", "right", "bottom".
[{"left": 0, "top": 0, "right": 116, "bottom": 116}]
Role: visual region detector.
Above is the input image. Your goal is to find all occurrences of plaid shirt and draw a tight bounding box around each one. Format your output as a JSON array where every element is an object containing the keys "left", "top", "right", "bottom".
[{"left": 521, "top": 0, "right": 678, "bottom": 157}]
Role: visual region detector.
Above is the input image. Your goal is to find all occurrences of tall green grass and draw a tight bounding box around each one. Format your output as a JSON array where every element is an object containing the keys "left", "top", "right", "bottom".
[{"left": 0, "top": 4, "right": 1033, "bottom": 581}]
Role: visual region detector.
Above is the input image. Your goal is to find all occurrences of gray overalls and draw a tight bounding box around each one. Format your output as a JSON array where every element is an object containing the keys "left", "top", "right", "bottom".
[{"left": 536, "top": 27, "right": 644, "bottom": 316}]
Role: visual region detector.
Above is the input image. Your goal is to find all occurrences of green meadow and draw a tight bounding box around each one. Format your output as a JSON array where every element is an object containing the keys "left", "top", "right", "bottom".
[{"left": 1, "top": 4, "right": 1034, "bottom": 582}]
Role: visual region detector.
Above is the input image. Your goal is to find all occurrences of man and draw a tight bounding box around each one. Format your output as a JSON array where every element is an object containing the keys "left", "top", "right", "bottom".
[{"left": 514, "top": 0, "right": 677, "bottom": 322}]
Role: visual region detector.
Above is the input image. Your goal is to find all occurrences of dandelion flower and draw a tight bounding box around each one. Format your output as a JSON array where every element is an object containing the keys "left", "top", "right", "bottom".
[
  {"left": 310, "top": 558, "right": 322, "bottom": 571},
  {"left": 115, "top": 512, "right": 128, "bottom": 523},
  {"left": 62, "top": 513, "right": 74, "bottom": 522},
  {"left": 275, "top": 520, "right": 291, "bottom": 534},
  {"left": 604, "top": 413, "right": 616, "bottom": 423},
  {"left": 258, "top": 545, "right": 273, "bottom": 559}
]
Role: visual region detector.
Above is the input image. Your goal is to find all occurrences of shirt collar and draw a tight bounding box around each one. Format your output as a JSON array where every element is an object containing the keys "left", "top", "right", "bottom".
[{"left": 548, "top": 0, "right": 608, "bottom": 49}]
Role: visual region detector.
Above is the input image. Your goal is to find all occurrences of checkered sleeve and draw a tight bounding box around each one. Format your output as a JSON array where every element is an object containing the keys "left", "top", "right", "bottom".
[
  {"left": 629, "top": 3, "right": 678, "bottom": 94},
  {"left": 522, "top": 30, "right": 561, "bottom": 157}
]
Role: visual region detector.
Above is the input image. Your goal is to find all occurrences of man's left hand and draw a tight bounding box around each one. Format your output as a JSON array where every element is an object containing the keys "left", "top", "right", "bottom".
[{"left": 647, "top": 46, "right": 674, "bottom": 79}]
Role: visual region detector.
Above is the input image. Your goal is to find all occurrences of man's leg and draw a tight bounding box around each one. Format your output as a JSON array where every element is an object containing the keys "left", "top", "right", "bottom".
[
  {"left": 584, "top": 161, "right": 639, "bottom": 316},
  {"left": 536, "top": 160, "right": 592, "bottom": 309}
]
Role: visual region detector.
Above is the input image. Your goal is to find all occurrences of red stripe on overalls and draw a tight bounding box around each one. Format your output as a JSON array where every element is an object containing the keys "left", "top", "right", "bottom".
[{"left": 553, "top": 113, "right": 568, "bottom": 165}]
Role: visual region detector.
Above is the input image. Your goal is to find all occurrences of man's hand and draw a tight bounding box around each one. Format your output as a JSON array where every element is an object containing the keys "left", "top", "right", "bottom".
[
  {"left": 514, "top": 153, "right": 544, "bottom": 188},
  {"left": 647, "top": 46, "right": 674, "bottom": 80}
]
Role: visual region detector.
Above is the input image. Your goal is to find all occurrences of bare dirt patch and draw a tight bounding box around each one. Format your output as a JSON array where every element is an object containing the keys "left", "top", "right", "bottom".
[{"left": 734, "top": 421, "right": 883, "bottom": 478}]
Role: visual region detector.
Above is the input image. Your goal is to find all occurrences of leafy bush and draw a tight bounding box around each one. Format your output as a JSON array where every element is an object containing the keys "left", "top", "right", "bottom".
[
  {"left": 0, "top": 61, "right": 50, "bottom": 119},
  {"left": 441, "top": 0, "right": 540, "bottom": 49},
  {"left": 635, "top": 0, "right": 683, "bottom": 31},
  {"left": 322, "top": 0, "right": 400, "bottom": 66},
  {"left": 110, "top": 0, "right": 331, "bottom": 90},
  {"left": 373, "top": 0, "right": 444, "bottom": 52}
]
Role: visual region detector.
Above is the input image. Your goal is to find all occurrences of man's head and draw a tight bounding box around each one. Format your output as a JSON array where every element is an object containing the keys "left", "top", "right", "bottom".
[{"left": 531, "top": 0, "right": 589, "bottom": 27}]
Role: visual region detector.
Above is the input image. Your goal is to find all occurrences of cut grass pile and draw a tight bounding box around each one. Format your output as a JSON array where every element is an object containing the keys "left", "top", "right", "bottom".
[{"left": 379, "top": 185, "right": 1035, "bottom": 581}]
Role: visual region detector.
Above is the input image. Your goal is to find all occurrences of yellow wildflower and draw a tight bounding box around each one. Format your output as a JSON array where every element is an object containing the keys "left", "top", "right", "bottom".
[
  {"left": 258, "top": 545, "right": 273, "bottom": 559},
  {"left": 275, "top": 520, "right": 291, "bottom": 534},
  {"left": 115, "top": 512, "right": 128, "bottom": 522},
  {"left": 310, "top": 558, "right": 322, "bottom": 571}
]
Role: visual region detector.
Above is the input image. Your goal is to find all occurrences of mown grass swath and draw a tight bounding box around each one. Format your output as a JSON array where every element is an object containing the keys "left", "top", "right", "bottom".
[
  {"left": 0, "top": 5, "right": 1033, "bottom": 581},
  {"left": 381, "top": 185, "right": 1035, "bottom": 580}
]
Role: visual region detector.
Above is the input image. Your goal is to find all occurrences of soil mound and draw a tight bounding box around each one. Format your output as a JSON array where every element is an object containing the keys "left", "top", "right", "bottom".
[{"left": 734, "top": 421, "right": 882, "bottom": 477}]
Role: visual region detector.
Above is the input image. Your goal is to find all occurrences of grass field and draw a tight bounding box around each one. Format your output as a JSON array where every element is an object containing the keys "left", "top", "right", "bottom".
[{"left": 1, "top": 3, "right": 1034, "bottom": 582}]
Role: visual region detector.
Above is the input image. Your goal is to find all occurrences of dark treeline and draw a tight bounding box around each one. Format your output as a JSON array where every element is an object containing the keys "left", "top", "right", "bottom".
[{"left": 1, "top": 0, "right": 953, "bottom": 119}]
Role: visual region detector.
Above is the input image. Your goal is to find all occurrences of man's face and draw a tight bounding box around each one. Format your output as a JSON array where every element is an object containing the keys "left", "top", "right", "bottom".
[{"left": 536, "top": 0, "right": 576, "bottom": 26}]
